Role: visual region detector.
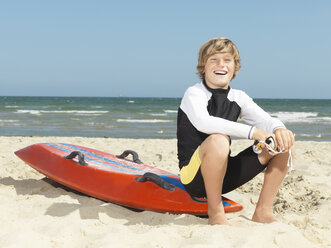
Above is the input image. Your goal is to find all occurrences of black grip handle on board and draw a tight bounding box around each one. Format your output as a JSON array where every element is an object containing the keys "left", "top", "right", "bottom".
[
  {"left": 135, "top": 172, "right": 175, "bottom": 191},
  {"left": 64, "top": 151, "right": 88, "bottom": 166},
  {"left": 116, "top": 150, "right": 143, "bottom": 164}
]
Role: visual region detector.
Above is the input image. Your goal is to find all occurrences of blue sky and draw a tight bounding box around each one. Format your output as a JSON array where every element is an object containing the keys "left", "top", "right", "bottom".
[{"left": 1, "top": 0, "right": 330, "bottom": 98}]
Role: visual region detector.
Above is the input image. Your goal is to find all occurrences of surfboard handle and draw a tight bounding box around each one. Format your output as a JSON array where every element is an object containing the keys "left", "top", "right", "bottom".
[
  {"left": 116, "top": 150, "right": 143, "bottom": 164},
  {"left": 64, "top": 151, "right": 88, "bottom": 166},
  {"left": 135, "top": 172, "right": 175, "bottom": 191}
]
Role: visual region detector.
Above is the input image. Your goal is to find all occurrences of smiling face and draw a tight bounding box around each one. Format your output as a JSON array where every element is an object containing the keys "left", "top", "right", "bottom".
[
  {"left": 203, "top": 52, "right": 235, "bottom": 89},
  {"left": 196, "top": 38, "right": 241, "bottom": 85}
]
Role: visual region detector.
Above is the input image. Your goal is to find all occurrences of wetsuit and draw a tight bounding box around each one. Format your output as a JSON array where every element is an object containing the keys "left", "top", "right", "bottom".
[{"left": 177, "top": 81, "right": 285, "bottom": 197}]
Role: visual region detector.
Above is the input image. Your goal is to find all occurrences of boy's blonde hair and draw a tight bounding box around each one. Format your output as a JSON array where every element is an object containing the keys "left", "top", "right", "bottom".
[{"left": 197, "top": 38, "right": 241, "bottom": 80}]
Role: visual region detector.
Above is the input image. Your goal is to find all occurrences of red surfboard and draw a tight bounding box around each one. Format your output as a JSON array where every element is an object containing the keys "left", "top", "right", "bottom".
[{"left": 15, "top": 143, "right": 243, "bottom": 215}]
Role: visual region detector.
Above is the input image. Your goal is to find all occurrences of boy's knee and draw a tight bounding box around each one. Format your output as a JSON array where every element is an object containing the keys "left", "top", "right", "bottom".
[
  {"left": 258, "top": 150, "right": 274, "bottom": 165},
  {"left": 208, "top": 134, "right": 230, "bottom": 149},
  {"left": 200, "top": 134, "right": 230, "bottom": 159}
]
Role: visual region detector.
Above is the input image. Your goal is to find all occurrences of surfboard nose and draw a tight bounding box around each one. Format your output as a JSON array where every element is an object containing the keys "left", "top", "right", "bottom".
[
  {"left": 14, "top": 143, "right": 44, "bottom": 165},
  {"left": 15, "top": 146, "right": 28, "bottom": 160}
]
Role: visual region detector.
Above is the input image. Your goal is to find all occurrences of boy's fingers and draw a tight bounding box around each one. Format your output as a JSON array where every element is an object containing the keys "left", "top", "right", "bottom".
[
  {"left": 271, "top": 134, "right": 277, "bottom": 149},
  {"left": 287, "top": 131, "right": 294, "bottom": 150},
  {"left": 276, "top": 129, "right": 294, "bottom": 151},
  {"left": 284, "top": 130, "right": 294, "bottom": 150},
  {"left": 275, "top": 130, "right": 287, "bottom": 151},
  {"left": 276, "top": 136, "right": 284, "bottom": 151}
]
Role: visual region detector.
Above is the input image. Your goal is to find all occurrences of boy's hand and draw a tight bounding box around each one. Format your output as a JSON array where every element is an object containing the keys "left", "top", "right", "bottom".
[
  {"left": 274, "top": 128, "right": 295, "bottom": 152},
  {"left": 252, "top": 128, "right": 276, "bottom": 148}
]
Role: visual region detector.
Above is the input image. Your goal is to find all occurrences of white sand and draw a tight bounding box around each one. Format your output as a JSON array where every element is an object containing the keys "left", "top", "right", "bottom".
[{"left": 0, "top": 137, "right": 330, "bottom": 248}]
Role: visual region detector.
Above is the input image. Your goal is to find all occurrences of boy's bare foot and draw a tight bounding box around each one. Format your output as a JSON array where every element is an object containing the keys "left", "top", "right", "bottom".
[
  {"left": 252, "top": 209, "right": 277, "bottom": 223},
  {"left": 208, "top": 211, "right": 231, "bottom": 225}
]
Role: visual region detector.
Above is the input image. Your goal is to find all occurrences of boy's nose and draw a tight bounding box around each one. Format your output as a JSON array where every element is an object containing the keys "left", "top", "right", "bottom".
[{"left": 217, "top": 59, "right": 225, "bottom": 66}]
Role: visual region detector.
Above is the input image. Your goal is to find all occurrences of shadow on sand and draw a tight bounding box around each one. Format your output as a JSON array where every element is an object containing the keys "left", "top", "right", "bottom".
[{"left": 0, "top": 176, "right": 205, "bottom": 226}]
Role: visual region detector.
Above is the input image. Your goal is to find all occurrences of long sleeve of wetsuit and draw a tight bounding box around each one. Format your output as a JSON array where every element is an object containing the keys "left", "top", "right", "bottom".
[{"left": 180, "top": 83, "right": 285, "bottom": 139}]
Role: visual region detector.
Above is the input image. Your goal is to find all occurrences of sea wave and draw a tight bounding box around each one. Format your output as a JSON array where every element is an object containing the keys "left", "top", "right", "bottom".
[
  {"left": 5, "top": 105, "right": 19, "bottom": 108},
  {"left": 85, "top": 122, "right": 115, "bottom": 128},
  {"left": 149, "top": 113, "right": 168, "bottom": 116},
  {"left": 164, "top": 110, "right": 177, "bottom": 114},
  {"left": 0, "top": 120, "right": 19, "bottom": 123},
  {"left": 299, "top": 133, "right": 322, "bottom": 138},
  {"left": 15, "top": 110, "right": 109, "bottom": 116},
  {"left": 0, "top": 120, "right": 23, "bottom": 127},
  {"left": 117, "top": 119, "right": 171, "bottom": 123},
  {"left": 270, "top": 112, "right": 331, "bottom": 123}
]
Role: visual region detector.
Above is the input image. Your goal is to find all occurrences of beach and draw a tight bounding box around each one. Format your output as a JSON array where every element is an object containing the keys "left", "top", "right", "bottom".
[{"left": 0, "top": 136, "right": 330, "bottom": 248}]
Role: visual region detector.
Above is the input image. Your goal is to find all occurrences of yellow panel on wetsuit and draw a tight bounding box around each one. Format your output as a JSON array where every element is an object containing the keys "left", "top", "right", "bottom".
[{"left": 180, "top": 146, "right": 201, "bottom": 185}]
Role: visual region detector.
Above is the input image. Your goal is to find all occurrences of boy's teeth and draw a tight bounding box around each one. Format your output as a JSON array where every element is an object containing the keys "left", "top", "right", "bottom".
[{"left": 215, "top": 71, "right": 227, "bottom": 75}]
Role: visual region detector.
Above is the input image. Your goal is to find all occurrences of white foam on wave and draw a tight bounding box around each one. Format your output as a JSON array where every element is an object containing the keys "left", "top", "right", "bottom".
[
  {"left": 300, "top": 133, "right": 322, "bottom": 138},
  {"left": 270, "top": 112, "right": 331, "bottom": 123},
  {"left": 16, "top": 110, "right": 109, "bottom": 115},
  {"left": 5, "top": 105, "right": 19, "bottom": 108},
  {"left": 85, "top": 122, "right": 114, "bottom": 128},
  {"left": 0, "top": 120, "right": 19, "bottom": 123},
  {"left": 149, "top": 113, "right": 168, "bottom": 116},
  {"left": 74, "top": 113, "right": 106, "bottom": 116},
  {"left": 16, "top": 110, "right": 42, "bottom": 115},
  {"left": 164, "top": 110, "right": 177, "bottom": 114},
  {"left": 117, "top": 119, "right": 171, "bottom": 123},
  {"left": 0, "top": 120, "right": 23, "bottom": 127}
]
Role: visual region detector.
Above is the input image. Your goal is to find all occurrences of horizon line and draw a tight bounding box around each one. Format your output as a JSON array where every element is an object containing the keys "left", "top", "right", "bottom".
[{"left": 0, "top": 95, "right": 330, "bottom": 100}]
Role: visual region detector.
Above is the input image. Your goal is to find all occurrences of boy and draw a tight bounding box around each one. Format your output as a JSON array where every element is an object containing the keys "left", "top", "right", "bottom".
[{"left": 177, "top": 38, "right": 295, "bottom": 225}]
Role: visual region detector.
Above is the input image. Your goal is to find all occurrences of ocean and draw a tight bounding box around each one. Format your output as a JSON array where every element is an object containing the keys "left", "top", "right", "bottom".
[{"left": 0, "top": 96, "right": 330, "bottom": 141}]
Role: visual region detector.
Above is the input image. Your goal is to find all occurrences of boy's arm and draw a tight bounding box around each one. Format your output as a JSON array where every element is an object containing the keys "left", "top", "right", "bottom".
[
  {"left": 238, "top": 91, "right": 285, "bottom": 133},
  {"left": 238, "top": 91, "right": 295, "bottom": 150}
]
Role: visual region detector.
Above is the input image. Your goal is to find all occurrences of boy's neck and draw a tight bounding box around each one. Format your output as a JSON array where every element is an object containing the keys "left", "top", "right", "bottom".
[{"left": 203, "top": 80, "right": 230, "bottom": 94}]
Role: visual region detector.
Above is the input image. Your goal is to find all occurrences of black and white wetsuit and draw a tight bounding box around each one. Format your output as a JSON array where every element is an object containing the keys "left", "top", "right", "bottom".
[{"left": 177, "top": 81, "right": 285, "bottom": 197}]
